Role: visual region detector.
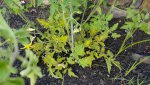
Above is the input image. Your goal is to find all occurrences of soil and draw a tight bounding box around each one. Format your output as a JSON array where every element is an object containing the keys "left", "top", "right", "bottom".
[{"left": 7, "top": 7, "right": 150, "bottom": 85}]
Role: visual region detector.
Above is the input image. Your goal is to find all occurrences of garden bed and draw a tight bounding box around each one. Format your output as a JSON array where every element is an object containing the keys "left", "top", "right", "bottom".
[{"left": 0, "top": 0, "right": 150, "bottom": 85}]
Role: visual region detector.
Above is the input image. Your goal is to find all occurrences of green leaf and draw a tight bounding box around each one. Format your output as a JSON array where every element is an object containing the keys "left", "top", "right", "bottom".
[
  {"left": 125, "top": 61, "right": 142, "bottom": 76},
  {"left": 144, "top": 13, "right": 150, "bottom": 20},
  {"left": 57, "top": 57, "right": 65, "bottom": 63},
  {"left": 148, "top": 22, "right": 150, "bottom": 34},
  {"left": 84, "top": 39, "right": 92, "bottom": 47},
  {"left": 31, "top": 42, "right": 43, "bottom": 51},
  {"left": 0, "top": 13, "right": 16, "bottom": 43},
  {"left": 67, "top": 57, "right": 75, "bottom": 64},
  {"left": 18, "top": 38, "right": 29, "bottom": 44},
  {"left": 59, "top": 36, "right": 68, "bottom": 43},
  {"left": 44, "top": 52, "right": 57, "bottom": 65},
  {"left": 55, "top": 70, "right": 63, "bottom": 79},
  {"left": 111, "top": 33, "right": 121, "bottom": 39},
  {"left": 96, "top": 7, "right": 102, "bottom": 14},
  {"left": 96, "top": 53, "right": 106, "bottom": 59},
  {"left": 20, "top": 66, "right": 31, "bottom": 77},
  {"left": 33, "top": 67, "right": 42, "bottom": 78},
  {"left": 98, "top": 33, "right": 109, "bottom": 42},
  {"left": 14, "top": 28, "right": 30, "bottom": 44},
  {"left": 110, "top": 23, "right": 118, "bottom": 32},
  {"left": 52, "top": 35, "right": 68, "bottom": 43},
  {"left": 74, "top": 43, "right": 85, "bottom": 56},
  {"left": 0, "top": 77, "right": 24, "bottom": 85},
  {"left": 106, "top": 14, "right": 113, "bottom": 21},
  {"left": 20, "top": 50, "right": 42, "bottom": 85},
  {"left": 107, "top": 50, "right": 114, "bottom": 57},
  {"left": 126, "top": 8, "right": 139, "bottom": 19},
  {"left": 0, "top": 60, "right": 10, "bottom": 82},
  {"left": 68, "top": 68, "right": 78, "bottom": 78},
  {"left": 50, "top": 5, "right": 56, "bottom": 17},
  {"left": 78, "top": 55, "right": 94, "bottom": 68},
  {"left": 37, "top": 19, "right": 51, "bottom": 28},
  {"left": 4, "top": 0, "right": 23, "bottom": 14},
  {"left": 0, "top": 8, "right": 6, "bottom": 14},
  {"left": 37, "top": 0, "right": 43, "bottom": 6},
  {"left": 105, "top": 57, "right": 112, "bottom": 74},
  {"left": 14, "top": 28, "right": 29, "bottom": 37},
  {"left": 139, "top": 22, "right": 149, "bottom": 34},
  {"left": 48, "top": 68, "right": 60, "bottom": 79},
  {"left": 112, "top": 60, "right": 121, "bottom": 70},
  {"left": 27, "top": 71, "right": 37, "bottom": 85}
]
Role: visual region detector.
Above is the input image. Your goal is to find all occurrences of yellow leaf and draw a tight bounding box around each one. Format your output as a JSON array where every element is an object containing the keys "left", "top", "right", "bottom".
[
  {"left": 37, "top": 19, "right": 50, "bottom": 28},
  {"left": 84, "top": 39, "right": 92, "bottom": 47},
  {"left": 59, "top": 36, "right": 68, "bottom": 43}
]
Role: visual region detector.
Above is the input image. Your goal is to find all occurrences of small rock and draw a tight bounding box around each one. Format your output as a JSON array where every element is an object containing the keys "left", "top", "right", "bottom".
[
  {"left": 111, "top": 7, "right": 126, "bottom": 18},
  {"left": 101, "top": 6, "right": 126, "bottom": 18}
]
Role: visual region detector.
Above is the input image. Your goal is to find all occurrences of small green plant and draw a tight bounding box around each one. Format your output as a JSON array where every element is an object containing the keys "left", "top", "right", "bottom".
[
  {"left": 0, "top": 1, "right": 42, "bottom": 84},
  {"left": 33, "top": 0, "right": 150, "bottom": 80},
  {"left": 127, "top": 76, "right": 145, "bottom": 85},
  {"left": 114, "top": 8, "right": 150, "bottom": 76},
  {"left": 31, "top": 0, "right": 122, "bottom": 79}
]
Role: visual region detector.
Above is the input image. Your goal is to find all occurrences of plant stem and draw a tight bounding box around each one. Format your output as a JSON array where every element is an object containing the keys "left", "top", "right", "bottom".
[
  {"left": 106, "top": 0, "right": 117, "bottom": 15},
  {"left": 123, "top": 39, "right": 150, "bottom": 51},
  {"left": 114, "top": 33, "right": 129, "bottom": 58},
  {"left": 0, "top": 39, "right": 10, "bottom": 46},
  {"left": 115, "top": 28, "right": 137, "bottom": 58},
  {"left": 81, "top": 1, "right": 87, "bottom": 24},
  {"left": 69, "top": 0, "right": 74, "bottom": 51},
  {"left": 82, "top": 0, "right": 102, "bottom": 25}
]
